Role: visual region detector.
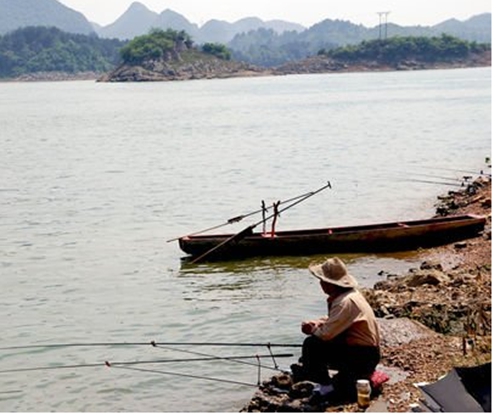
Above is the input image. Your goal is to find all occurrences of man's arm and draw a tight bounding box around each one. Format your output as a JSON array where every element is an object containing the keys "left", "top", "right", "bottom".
[{"left": 312, "top": 300, "right": 357, "bottom": 341}]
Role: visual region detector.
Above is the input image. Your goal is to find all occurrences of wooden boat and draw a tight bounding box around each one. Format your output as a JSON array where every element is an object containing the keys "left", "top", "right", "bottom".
[{"left": 178, "top": 214, "right": 486, "bottom": 262}]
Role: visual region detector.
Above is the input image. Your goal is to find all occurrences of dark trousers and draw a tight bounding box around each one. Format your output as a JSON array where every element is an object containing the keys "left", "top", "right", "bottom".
[{"left": 301, "top": 335, "right": 380, "bottom": 395}]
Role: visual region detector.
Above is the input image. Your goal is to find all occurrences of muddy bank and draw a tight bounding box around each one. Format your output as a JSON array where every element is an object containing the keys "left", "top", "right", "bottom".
[{"left": 241, "top": 174, "right": 492, "bottom": 412}]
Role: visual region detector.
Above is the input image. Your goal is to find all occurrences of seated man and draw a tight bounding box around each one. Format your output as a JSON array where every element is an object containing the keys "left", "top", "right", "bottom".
[{"left": 297, "top": 257, "right": 381, "bottom": 400}]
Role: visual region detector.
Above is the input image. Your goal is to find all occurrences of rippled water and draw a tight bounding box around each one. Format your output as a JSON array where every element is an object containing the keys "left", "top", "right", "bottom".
[{"left": 0, "top": 68, "right": 491, "bottom": 412}]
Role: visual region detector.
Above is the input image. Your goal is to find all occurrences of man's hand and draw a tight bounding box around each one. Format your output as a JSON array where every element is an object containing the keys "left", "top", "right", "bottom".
[{"left": 301, "top": 320, "right": 317, "bottom": 335}]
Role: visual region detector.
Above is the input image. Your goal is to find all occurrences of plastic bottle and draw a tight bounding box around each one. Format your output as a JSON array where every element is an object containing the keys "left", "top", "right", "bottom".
[{"left": 356, "top": 379, "right": 371, "bottom": 409}]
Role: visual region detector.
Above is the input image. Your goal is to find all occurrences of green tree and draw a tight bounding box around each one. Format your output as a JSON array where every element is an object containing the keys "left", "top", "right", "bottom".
[
  {"left": 325, "top": 34, "right": 489, "bottom": 64},
  {"left": 119, "top": 28, "right": 193, "bottom": 65},
  {"left": 201, "top": 43, "right": 231, "bottom": 60},
  {"left": 0, "top": 26, "right": 124, "bottom": 78}
]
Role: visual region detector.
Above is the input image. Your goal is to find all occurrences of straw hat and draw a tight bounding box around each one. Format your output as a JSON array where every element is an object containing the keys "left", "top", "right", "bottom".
[{"left": 308, "top": 257, "right": 358, "bottom": 288}]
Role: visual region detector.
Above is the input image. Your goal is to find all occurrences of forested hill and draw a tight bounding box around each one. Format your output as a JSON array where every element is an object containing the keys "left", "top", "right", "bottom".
[
  {"left": 274, "top": 34, "right": 491, "bottom": 75},
  {"left": 324, "top": 34, "right": 490, "bottom": 65},
  {"left": 0, "top": 26, "right": 125, "bottom": 78},
  {"left": 99, "top": 28, "right": 261, "bottom": 82}
]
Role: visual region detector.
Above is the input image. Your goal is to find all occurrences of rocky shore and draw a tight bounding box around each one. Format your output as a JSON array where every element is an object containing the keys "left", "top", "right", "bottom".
[
  {"left": 97, "top": 54, "right": 269, "bottom": 83},
  {"left": 272, "top": 50, "right": 491, "bottom": 76},
  {"left": 241, "top": 174, "right": 492, "bottom": 412},
  {"left": 6, "top": 71, "right": 102, "bottom": 82},
  {"left": 98, "top": 50, "right": 491, "bottom": 82}
]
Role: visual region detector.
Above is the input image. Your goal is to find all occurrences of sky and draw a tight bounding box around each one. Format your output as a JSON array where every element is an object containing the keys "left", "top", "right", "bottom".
[{"left": 57, "top": 0, "right": 492, "bottom": 28}]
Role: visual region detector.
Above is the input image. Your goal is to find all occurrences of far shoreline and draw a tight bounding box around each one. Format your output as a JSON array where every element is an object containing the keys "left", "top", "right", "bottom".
[{"left": 0, "top": 62, "right": 491, "bottom": 84}]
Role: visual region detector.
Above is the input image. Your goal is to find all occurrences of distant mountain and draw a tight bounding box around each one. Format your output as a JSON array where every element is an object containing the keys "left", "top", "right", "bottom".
[
  {"left": 432, "top": 13, "right": 491, "bottom": 43},
  {"left": 92, "top": 2, "right": 305, "bottom": 43},
  {"left": 98, "top": 1, "right": 157, "bottom": 39},
  {"left": 0, "top": 0, "right": 94, "bottom": 35},
  {"left": 197, "top": 19, "right": 234, "bottom": 44},
  {"left": 98, "top": 3, "right": 200, "bottom": 40},
  {"left": 265, "top": 20, "right": 305, "bottom": 34},
  {"left": 229, "top": 15, "right": 492, "bottom": 67},
  {"left": 155, "top": 9, "right": 199, "bottom": 35},
  {"left": 198, "top": 17, "right": 305, "bottom": 44}
]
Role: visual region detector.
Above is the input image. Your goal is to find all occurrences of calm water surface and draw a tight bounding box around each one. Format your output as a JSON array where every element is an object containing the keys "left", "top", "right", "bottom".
[{"left": 0, "top": 68, "right": 491, "bottom": 412}]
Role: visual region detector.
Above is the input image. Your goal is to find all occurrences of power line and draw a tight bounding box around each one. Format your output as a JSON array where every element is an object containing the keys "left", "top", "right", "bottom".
[{"left": 377, "top": 11, "right": 390, "bottom": 39}]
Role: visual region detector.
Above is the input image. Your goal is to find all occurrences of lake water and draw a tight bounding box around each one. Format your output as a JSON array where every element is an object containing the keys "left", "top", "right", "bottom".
[{"left": 0, "top": 67, "right": 491, "bottom": 412}]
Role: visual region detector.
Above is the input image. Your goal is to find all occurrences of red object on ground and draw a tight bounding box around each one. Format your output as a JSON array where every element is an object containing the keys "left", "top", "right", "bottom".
[{"left": 370, "top": 370, "right": 390, "bottom": 390}]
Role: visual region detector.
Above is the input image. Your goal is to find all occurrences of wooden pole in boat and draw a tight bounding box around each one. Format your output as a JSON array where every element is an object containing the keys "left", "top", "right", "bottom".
[
  {"left": 261, "top": 200, "right": 267, "bottom": 234},
  {"left": 189, "top": 181, "right": 332, "bottom": 263},
  {"left": 270, "top": 201, "right": 280, "bottom": 237},
  {"left": 264, "top": 181, "right": 331, "bottom": 219}
]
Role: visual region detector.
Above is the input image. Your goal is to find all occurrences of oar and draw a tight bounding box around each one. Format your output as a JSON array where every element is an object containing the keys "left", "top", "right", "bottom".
[
  {"left": 166, "top": 189, "right": 321, "bottom": 243},
  {"left": 189, "top": 225, "right": 257, "bottom": 264},
  {"left": 190, "top": 182, "right": 332, "bottom": 263}
]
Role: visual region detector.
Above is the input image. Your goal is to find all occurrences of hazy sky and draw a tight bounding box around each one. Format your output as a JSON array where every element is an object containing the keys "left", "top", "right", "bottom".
[{"left": 57, "top": 0, "right": 491, "bottom": 28}]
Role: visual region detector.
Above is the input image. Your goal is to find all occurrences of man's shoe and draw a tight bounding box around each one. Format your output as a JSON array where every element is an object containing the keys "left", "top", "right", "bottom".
[
  {"left": 290, "top": 363, "right": 306, "bottom": 383},
  {"left": 313, "top": 383, "right": 335, "bottom": 396}
]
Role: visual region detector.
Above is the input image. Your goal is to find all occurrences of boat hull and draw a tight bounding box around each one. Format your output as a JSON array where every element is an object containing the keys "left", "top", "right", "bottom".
[{"left": 178, "top": 214, "right": 486, "bottom": 261}]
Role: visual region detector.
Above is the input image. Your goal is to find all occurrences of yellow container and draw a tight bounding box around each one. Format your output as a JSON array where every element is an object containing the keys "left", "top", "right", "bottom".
[{"left": 356, "top": 379, "right": 371, "bottom": 408}]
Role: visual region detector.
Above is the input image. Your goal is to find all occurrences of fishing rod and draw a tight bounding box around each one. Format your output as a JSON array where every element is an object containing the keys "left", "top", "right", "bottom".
[
  {"left": 190, "top": 181, "right": 332, "bottom": 263},
  {"left": 415, "top": 165, "right": 491, "bottom": 176},
  {"left": 0, "top": 341, "right": 302, "bottom": 351},
  {"left": 401, "top": 171, "right": 474, "bottom": 182},
  {"left": 372, "top": 168, "right": 477, "bottom": 184},
  {"left": 397, "top": 178, "right": 466, "bottom": 187},
  {"left": 0, "top": 353, "right": 293, "bottom": 375},
  {"left": 166, "top": 186, "right": 327, "bottom": 243},
  {"left": 110, "top": 365, "right": 259, "bottom": 388},
  {"left": 109, "top": 349, "right": 290, "bottom": 387},
  {"left": 153, "top": 344, "right": 283, "bottom": 372}
]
